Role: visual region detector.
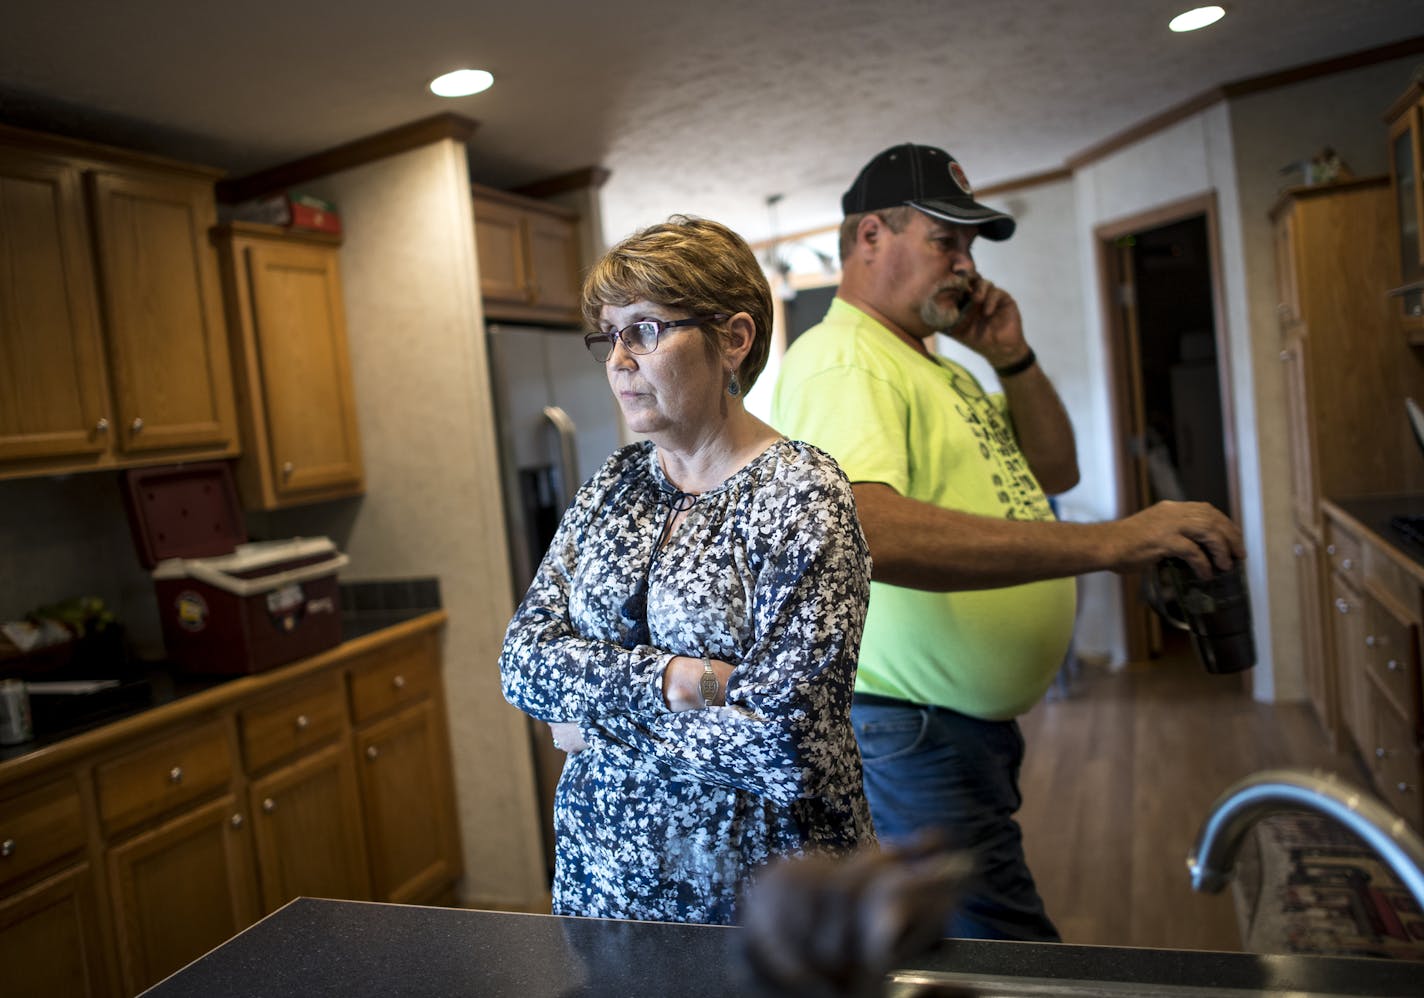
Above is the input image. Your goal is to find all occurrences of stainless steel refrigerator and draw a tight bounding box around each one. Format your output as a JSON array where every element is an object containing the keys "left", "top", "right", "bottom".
[{"left": 485, "top": 322, "right": 624, "bottom": 878}]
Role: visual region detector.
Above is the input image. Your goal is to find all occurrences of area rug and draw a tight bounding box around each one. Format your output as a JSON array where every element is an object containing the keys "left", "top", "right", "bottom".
[{"left": 1232, "top": 811, "right": 1424, "bottom": 960}]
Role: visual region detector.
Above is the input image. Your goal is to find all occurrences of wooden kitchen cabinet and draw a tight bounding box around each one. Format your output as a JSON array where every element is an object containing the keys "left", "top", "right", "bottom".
[
  {"left": 0, "top": 124, "right": 239, "bottom": 481},
  {"left": 0, "top": 775, "right": 112, "bottom": 997},
  {"left": 1272, "top": 178, "right": 1424, "bottom": 745},
  {"left": 0, "top": 145, "right": 110, "bottom": 465},
  {"left": 1292, "top": 525, "right": 1335, "bottom": 746},
  {"left": 87, "top": 168, "right": 239, "bottom": 458},
  {"left": 472, "top": 184, "right": 583, "bottom": 325},
  {"left": 1384, "top": 77, "right": 1424, "bottom": 340},
  {"left": 0, "top": 612, "right": 456, "bottom": 998},
  {"left": 213, "top": 223, "right": 365, "bottom": 509},
  {"left": 1322, "top": 503, "right": 1424, "bottom": 833},
  {"left": 248, "top": 741, "right": 370, "bottom": 912},
  {"left": 239, "top": 672, "right": 370, "bottom": 912},
  {"left": 348, "top": 630, "right": 462, "bottom": 905},
  {"left": 106, "top": 793, "right": 258, "bottom": 994},
  {"left": 0, "top": 864, "right": 111, "bottom": 998}
]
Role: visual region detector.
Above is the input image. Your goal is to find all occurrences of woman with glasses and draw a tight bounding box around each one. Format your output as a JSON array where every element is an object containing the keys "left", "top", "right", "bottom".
[{"left": 499, "top": 215, "right": 874, "bottom": 924}]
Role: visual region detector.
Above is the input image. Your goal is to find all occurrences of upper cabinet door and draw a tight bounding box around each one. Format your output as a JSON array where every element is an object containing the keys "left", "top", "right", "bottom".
[
  {"left": 472, "top": 195, "right": 532, "bottom": 305},
  {"left": 88, "top": 169, "right": 237, "bottom": 456},
  {"left": 0, "top": 147, "right": 111, "bottom": 463},
  {"left": 524, "top": 211, "right": 581, "bottom": 315},
  {"left": 243, "top": 238, "right": 364, "bottom": 503}
]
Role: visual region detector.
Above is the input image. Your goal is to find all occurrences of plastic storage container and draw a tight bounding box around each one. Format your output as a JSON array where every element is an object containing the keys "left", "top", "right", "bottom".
[{"left": 123, "top": 462, "right": 348, "bottom": 674}]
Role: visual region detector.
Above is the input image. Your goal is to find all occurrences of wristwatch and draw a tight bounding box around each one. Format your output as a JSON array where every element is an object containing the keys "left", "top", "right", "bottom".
[{"left": 699, "top": 654, "right": 720, "bottom": 707}]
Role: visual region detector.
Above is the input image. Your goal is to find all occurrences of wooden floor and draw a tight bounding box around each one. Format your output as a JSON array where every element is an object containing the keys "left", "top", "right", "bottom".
[{"left": 1017, "top": 634, "right": 1369, "bottom": 952}]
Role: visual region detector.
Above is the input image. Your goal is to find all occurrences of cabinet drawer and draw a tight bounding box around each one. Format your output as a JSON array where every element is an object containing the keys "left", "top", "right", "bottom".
[
  {"left": 1324, "top": 525, "right": 1362, "bottom": 582},
  {"left": 1371, "top": 687, "right": 1424, "bottom": 829},
  {"left": 348, "top": 638, "right": 437, "bottom": 725},
  {"left": 239, "top": 672, "right": 345, "bottom": 773},
  {"left": 0, "top": 777, "right": 85, "bottom": 889},
  {"left": 1363, "top": 585, "right": 1421, "bottom": 726},
  {"left": 96, "top": 720, "right": 232, "bottom": 835}
]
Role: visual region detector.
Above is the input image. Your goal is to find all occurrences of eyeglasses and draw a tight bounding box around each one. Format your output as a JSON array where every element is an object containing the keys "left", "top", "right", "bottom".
[{"left": 584, "top": 314, "right": 728, "bottom": 363}]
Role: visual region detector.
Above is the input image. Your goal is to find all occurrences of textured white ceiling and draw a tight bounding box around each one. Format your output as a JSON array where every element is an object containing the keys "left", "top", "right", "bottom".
[{"left": 1, "top": 1, "right": 1421, "bottom": 245}]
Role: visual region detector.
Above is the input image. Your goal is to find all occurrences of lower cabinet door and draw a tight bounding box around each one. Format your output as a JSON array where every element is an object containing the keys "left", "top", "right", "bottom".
[
  {"left": 0, "top": 863, "right": 111, "bottom": 998},
  {"left": 249, "top": 741, "right": 371, "bottom": 912},
  {"left": 106, "top": 793, "right": 258, "bottom": 995},
  {"left": 355, "top": 699, "right": 460, "bottom": 904}
]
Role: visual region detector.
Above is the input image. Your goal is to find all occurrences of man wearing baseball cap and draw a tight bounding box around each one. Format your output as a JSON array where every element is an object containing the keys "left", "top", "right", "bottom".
[{"left": 772, "top": 143, "right": 1242, "bottom": 941}]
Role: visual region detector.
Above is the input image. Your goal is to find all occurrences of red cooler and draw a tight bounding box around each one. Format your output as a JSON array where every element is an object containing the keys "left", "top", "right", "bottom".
[{"left": 124, "top": 462, "right": 349, "bottom": 674}]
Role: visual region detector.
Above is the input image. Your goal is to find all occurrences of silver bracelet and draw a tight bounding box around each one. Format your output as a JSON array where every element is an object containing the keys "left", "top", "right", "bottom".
[{"left": 699, "top": 654, "right": 720, "bottom": 707}]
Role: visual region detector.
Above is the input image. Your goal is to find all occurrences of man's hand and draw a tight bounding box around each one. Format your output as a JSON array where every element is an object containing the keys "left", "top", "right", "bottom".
[
  {"left": 549, "top": 721, "right": 586, "bottom": 755},
  {"left": 662, "top": 655, "right": 734, "bottom": 711},
  {"left": 948, "top": 276, "right": 1028, "bottom": 369},
  {"left": 1112, "top": 500, "right": 1246, "bottom": 578}
]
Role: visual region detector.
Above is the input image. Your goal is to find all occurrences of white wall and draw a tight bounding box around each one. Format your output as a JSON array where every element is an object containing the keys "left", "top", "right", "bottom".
[
  {"left": 256, "top": 139, "right": 548, "bottom": 909},
  {"left": 986, "top": 57, "right": 1417, "bottom": 698}
]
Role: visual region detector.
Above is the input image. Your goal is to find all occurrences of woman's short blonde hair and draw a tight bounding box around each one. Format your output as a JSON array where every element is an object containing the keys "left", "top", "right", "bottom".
[{"left": 581, "top": 215, "right": 773, "bottom": 392}]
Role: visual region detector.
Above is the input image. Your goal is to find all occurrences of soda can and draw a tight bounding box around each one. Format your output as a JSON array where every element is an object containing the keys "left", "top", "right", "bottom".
[{"left": 0, "top": 678, "right": 33, "bottom": 745}]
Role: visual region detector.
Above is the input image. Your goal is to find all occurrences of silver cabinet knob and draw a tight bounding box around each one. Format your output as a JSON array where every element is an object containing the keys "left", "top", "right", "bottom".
[
  {"left": 1293, "top": 544, "right": 1304, "bottom": 557},
  {"left": 262, "top": 798, "right": 276, "bottom": 813},
  {"left": 1335, "top": 598, "right": 1350, "bottom": 614},
  {"left": 295, "top": 714, "right": 309, "bottom": 731},
  {"left": 1399, "top": 782, "right": 1413, "bottom": 793},
  {"left": 1278, "top": 350, "right": 1289, "bottom": 361},
  {"left": 1326, "top": 544, "right": 1336, "bottom": 555},
  {"left": 1387, "top": 659, "right": 1401, "bottom": 672},
  {"left": 365, "top": 745, "right": 379, "bottom": 761},
  {"left": 1365, "top": 635, "right": 1377, "bottom": 648},
  {"left": 95, "top": 417, "right": 110, "bottom": 434},
  {"left": 1340, "top": 558, "right": 1353, "bottom": 571},
  {"left": 1, "top": 838, "right": 14, "bottom": 858},
  {"left": 1377, "top": 746, "right": 1389, "bottom": 759},
  {"left": 282, "top": 461, "right": 294, "bottom": 478},
  {"left": 169, "top": 766, "right": 184, "bottom": 785},
  {"left": 131, "top": 417, "right": 144, "bottom": 433},
  {"left": 231, "top": 813, "right": 244, "bottom": 829},
  {"left": 392, "top": 675, "right": 406, "bottom": 690}
]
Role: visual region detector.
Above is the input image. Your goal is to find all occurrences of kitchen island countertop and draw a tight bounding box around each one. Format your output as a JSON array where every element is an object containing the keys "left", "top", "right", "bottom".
[{"left": 138, "top": 896, "right": 1422, "bottom": 997}]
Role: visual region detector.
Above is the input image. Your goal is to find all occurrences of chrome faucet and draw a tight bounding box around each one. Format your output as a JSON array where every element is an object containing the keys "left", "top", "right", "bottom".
[{"left": 1187, "top": 768, "right": 1424, "bottom": 910}]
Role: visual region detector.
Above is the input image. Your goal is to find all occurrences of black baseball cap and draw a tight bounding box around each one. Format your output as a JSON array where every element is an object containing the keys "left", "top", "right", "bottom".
[{"left": 842, "top": 143, "right": 1016, "bottom": 241}]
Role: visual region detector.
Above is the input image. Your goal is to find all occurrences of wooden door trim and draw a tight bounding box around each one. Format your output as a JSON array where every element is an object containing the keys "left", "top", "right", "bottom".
[{"left": 1093, "top": 191, "right": 1242, "bottom": 664}]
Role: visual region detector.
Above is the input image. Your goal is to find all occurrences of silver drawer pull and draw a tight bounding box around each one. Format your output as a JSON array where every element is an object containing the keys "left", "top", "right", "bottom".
[
  {"left": 295, "top": 714, "right": 310, "bottom": 731},
  {"left": 1376, "top": 747, "right": 1389, "bottom": 759},
  {"left": 366, "top": 745, "right": 379, "bottom": 761},
  {"left": 1340, "top": 558, "right": 1354, "bottom": 571},
  {"left": 1335, "top": 598, "right": 1350, "bottom": 614},
  {"left": 169, "top": 766, "right": 184, "bottom": 785},
  {"left": 1365, "top": 635, "right": 1377, "bottom": 648},
  {"left": 1387, "top": 659, "right": 1401, "bottom": 672},
  {"left": 262, "top": 798, "right": 276, "bottom": 813},
  {"left": 1, "top": 838, "right": 14, "bottom": 858},
  {"left": 1399, "top": 782, "right": 1413, "bottom": 794},
  {"left": 131, "top": 417, "right": 144, "bottom": 434},
  {"left": 1326, "top": 545, "right": 1337, "bottom": 555},
  {"left": 95, "top": 417, "right": 110, "bottom": 434},
  {"left": 392, "top": 675, "right": 406, "bottom": 690},
  {"left": 230, "top": 813, "right": 244, "bottom": 829}
]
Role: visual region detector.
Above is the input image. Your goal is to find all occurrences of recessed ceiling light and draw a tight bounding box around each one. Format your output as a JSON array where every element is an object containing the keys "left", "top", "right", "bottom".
[
  {"left": 429, "top": 69, "right": 494, "bottom": 98},
  {"left": 1169, "top": 6, "right": 1226, "bottom": 32}
]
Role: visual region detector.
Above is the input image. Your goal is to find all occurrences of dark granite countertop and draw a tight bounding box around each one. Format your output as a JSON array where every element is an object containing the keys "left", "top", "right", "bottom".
[
  {"left": 138, "top": 897, "right": 1421, "bottom": 997},
  {"left": 1324, "top": 494, "right": 1424, "bottom": 570},
  {"left": 1, "top": 598, "right": 437, "bottom": 765}
]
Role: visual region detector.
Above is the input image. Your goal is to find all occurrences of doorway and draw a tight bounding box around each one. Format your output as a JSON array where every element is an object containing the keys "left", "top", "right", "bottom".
[{"left": 1096, "top": 193, "right": 1240, "bottom": 663}]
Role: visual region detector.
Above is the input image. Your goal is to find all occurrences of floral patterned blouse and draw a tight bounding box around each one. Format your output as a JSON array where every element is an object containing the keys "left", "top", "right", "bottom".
[{"left": 499, "top": 438, "right": 875, "bottom": 924}]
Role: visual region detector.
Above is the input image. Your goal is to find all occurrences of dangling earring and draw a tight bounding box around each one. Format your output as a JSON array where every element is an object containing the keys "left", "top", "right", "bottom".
[{"left": 726, "top": 371, "right": 741, "bottom": 397}]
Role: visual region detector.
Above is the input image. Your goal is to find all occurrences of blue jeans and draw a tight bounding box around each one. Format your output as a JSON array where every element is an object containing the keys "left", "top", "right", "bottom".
[{"left": 851, "top": 698, "right": 1060, "bottom": 942}]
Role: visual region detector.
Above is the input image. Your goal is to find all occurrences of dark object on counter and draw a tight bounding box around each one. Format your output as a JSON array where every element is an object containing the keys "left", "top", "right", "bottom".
[
  {"left": 1146, "top": 557, "right": 1255, "bottom": 674},
  {"left": 739, "top": 838, "right": 975, "bottom": 998},
  {"left": 136, "top": 896, "right": 1424, "bottom": 998},
  {"left": 121, "top": 461, "right": 347, "bottom": 675},
  {"left": 1389, "top": 513, "right": 1424, "bottom": 547}
]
